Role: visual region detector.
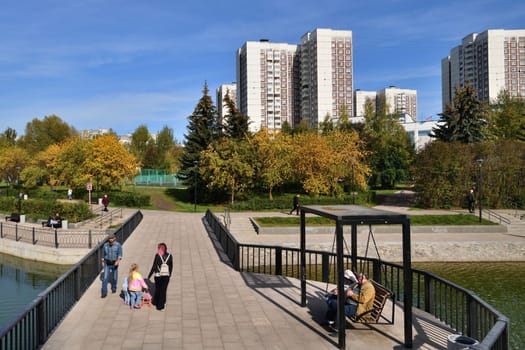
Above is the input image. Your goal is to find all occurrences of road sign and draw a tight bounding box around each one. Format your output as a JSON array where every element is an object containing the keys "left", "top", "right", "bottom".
[{"left": 86, "top": 182, "right": 93, "bottom": 191}]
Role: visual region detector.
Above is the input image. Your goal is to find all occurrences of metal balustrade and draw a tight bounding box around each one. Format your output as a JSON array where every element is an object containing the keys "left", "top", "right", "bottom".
[
  {"left": 0, "top": 211, "right": 143, "bottom": 350},
  {"left": 204, "top": 209, "right": 510, "bottom": 350}
]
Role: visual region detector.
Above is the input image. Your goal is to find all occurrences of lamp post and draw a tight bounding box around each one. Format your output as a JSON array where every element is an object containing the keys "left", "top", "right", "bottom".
[
  {"left": 193, "top": 161, "right": 199, "bottom": 212},
  {"left": 477, "top": 158, "right": 484, "bottom": 223},
  {"left": 15, "top": 166, "right": 21, "bottom": 214}
]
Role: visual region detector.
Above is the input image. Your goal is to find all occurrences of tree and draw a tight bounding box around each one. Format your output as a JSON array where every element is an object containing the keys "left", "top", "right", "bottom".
[
  {"left": 251, "top": 129, "right": 293, "bottom": 199},
  {"left": 179, "top": 83, "right": 218, "bottom": 195},
  {"left": 19, "top": 115, "right": 77, "bottom": 154},
  {"left": 489, "top": 90, "right": 525, "bottom": 141},
  {"left": 319, "top": 114, "right": 334, "bottom": 134},
  {"left": 223, "top": 91, "right": 250, "bottom": 139},
  {"left": 200, "top": 138, "right": 254, "bottom": 204},
  {"left": 83, "top": 134, "right": 138, "bottom": 191},
  {"left": 337, "top": 104, "right": 353, "bottom": 132},
  {"left": 290, "top": 130, "right": 369, "bottom": 196},
  {"left": 431, "top": 83, "right": 489, "bottom": 143},
  {"left": 0, "top": 127, "right": 17, "bottom": 148},
  {"left": 362, "top": 96, "right": 414, "bottom": 188},
  {"left": 130, "top": 124, "right": 153, "bottom": 164},
  {"left": 0, "top": 146, "right": 30, "bottom": 190}
]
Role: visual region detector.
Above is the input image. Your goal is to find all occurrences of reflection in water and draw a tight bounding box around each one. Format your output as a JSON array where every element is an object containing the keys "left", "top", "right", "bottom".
[
  {"left": 0, "top": 253, "right": 71, "bottom": 326},
  {"left": 413, "top": 262, "right": 524, "bottom": 350}
]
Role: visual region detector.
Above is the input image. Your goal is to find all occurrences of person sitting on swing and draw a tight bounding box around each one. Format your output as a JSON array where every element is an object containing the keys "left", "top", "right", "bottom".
[
  {"left": 325, "top": 270, "right": 358, "bottom": 325},
  {"left": 346, "top": 272, "right": 376, "bottom": 321},
  {"left": 325, "top": 271, "right": 376, "bottom": 330}
]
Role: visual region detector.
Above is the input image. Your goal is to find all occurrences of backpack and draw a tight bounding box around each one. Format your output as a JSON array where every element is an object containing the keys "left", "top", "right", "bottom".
[{"left": 159, "top": 253, "right": 170, "bottom": 277}]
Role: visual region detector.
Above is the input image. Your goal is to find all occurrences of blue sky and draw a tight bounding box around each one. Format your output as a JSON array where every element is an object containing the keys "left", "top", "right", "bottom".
[{"left": 1, "top": 0, "right": 523, "bottom": 143}]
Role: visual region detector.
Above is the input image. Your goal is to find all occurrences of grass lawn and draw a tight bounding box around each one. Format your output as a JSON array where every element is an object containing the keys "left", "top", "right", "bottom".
[{"left": 254, "top": 214, "right": 496, "bottom": 227}]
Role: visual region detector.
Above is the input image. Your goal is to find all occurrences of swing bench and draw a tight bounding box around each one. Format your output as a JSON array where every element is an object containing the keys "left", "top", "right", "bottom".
[
  {"left": 327, "top": 224, "right": 396, "bottom": 325},
  {"left": 348, "top": 279, "right": 395, "bottom": 324}
]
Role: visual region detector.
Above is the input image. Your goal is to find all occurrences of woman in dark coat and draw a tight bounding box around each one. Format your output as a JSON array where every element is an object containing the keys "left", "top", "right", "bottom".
[{"left": 147, "top": 242, "right": 173, "bottom": 311}]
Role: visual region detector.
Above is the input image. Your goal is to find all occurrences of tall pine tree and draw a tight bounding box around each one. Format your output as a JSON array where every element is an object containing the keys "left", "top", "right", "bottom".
[
  {"left": 223, "top": 91, "right": 250, "bottom": 139},
  {"left": 431, "top": 83, "right": 488, "bottom": 143},
  {"left": 179, "top": 83, "right": 218, "bottom": 191}
]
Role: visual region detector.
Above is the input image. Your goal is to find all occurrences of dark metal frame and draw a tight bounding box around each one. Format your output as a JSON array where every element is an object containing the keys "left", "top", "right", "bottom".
[{"left": 299, "top": 205, "right": 413, "bottom": 349}]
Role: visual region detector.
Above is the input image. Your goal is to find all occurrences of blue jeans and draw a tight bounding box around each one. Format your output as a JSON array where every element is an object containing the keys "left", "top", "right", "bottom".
[
  {"left": 101, "top": 263, "right": 119, "bottom": 296},
  {"left": 130, "top": 291, "right": 142, "bottom": 308}
]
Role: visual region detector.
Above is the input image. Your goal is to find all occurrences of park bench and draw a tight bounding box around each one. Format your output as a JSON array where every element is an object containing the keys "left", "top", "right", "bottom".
[
  {"left": 42, "top": 218, "right": 62, "bottom": 228},
  {"left": 348, "top": 280, "right": 395, "bottom": 324},
  {"left": 5, "top": 213, "right": 20, "bottom": 223}
]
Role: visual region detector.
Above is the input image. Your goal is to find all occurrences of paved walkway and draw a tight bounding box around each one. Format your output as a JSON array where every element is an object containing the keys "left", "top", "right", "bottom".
[{"left": 42, "top": 207, "right": 523, "bottom": 349}]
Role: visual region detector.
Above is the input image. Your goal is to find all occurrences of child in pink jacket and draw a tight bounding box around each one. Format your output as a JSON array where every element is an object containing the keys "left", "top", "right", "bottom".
[{"left": 127, "top": 263, "right": 149, "bottom": 309}]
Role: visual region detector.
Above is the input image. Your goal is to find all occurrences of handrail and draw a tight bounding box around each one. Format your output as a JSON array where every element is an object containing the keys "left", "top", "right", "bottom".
[
  {"left": 484, "top": 209, "right": 511, "bottom": 225},
  {"left": 204, "top": 209, "right": 510, "bottom": 350},
  {"left": 0, "top": 211, "right": 143, "bottom": 350}
]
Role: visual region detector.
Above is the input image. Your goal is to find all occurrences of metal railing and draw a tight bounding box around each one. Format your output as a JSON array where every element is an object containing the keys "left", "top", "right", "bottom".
[
  {"left": 204, "top": 209, "right": 509, "bottom": 350},
  {"left": 0, "top": 222, "right": 111, "bottom": 249},
  {"left": 0, "top": 211, "right": 143, "bottom": 350},
  {"left": 484, "top": 209, "right": 511, "bottom": 225}
]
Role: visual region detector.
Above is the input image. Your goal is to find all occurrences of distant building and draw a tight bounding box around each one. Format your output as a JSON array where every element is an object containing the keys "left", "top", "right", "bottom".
[
  {"left": 353, "top": 87, "right": 417, "bottom": 122},
  {"left": 400, "top": 120, "right": 439, "bottom": 151},
  {"left": 377, "top": 86, "right": 417, "bottom": 122},
  {"left": 236, "top": 40, "right": 300, "bottom": 133},
  {"left": 353, "top": 89, "right": 377, "bottom": 121},
  {"left": 80, "top": 129, "right": 110, "bottom": 139},
  {"left": 216, "top": 83, "right": 237, "bottom": 120},
  {"left": 442, "top": 29, "right": 525, "bottom": 109},
  {"left": 299, "top": 28, "right": 354, "bottom": 129},
  {"left": 236, "top": 28, "right": 353, "bottom": 133}
]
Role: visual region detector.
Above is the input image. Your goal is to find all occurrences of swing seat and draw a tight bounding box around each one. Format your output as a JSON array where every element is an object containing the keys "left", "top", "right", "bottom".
[{"left": 348, "top": 280, "right": 395, "bottom": 324}]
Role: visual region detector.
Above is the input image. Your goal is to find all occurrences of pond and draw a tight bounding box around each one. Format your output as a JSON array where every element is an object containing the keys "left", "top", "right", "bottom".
[{"left": 413, "top": 261, "right": 524, "bottom": 350}]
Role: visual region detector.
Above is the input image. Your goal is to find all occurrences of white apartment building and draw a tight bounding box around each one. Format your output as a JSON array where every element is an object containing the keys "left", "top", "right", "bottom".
[
  {"left": 353, "top": 89, "right": 377, "bottom": 120},
  {"left": 236, "top": 40, "right": 300, "bottom": 133},
  {"left": 300, "top": 28, "right": 354, "bottom": 129},
  {"left": 377, "top": 86, "right": 417, "bottom": 122},
  {"left": 216, "top": 83, "right": 237, "bottom": 120},
  {"left": 442, "top": 29, "right": 525, "bottom": 109},
  {"left": 354, "top": 87, "right": 417, "bottom": 122}
]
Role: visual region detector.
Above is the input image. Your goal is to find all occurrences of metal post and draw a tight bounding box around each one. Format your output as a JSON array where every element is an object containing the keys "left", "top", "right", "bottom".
[
  {"left": 16, "top": 166, "right": 21, "bottom": 214},
  {"left": 193, "top": 161, "right": 198, "bottom": 212},
  {"left": 477, "top": 158, "right": 484, "bottom": 223}
]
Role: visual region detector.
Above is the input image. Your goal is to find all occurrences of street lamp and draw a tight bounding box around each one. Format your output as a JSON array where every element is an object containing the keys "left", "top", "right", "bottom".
[
  {"left": 477, "top": 158, "right": 484, "bottom": 223},
  {"left": 15, "top": 166, "right": 21, "bottom": 214},
  {"left": 193, "top": 161, "right": 199, "bottom": 212}
]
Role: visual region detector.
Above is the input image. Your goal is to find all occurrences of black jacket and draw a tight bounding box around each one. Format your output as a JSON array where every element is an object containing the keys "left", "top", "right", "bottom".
[{"left": 147, "top": 252, "right": 173, "bottom": 279}]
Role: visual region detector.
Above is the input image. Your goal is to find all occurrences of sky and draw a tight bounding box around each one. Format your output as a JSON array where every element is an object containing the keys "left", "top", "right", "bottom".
[{"left": 1, "top": 0, "right": 523, "bottom": 143}]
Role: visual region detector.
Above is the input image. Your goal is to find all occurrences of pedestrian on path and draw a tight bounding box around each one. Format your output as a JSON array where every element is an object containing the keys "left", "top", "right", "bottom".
[
  {"left": 467, "top": 188, "right": 476, "bottom": 213},
  {"left": 289, "top": 194, "right": 300, "bottom": 215},
  {"left": 67, "top": 188, "right": 73, "bottom": 200},
  {"left": 101, "top": 233, "right": 122, "bottom": 298},
  {"left": 147, "top": 242, "right": 173, "bottom": 311},
  {"left": 102, "top": 194, "right": 110, "bottom": 212}
]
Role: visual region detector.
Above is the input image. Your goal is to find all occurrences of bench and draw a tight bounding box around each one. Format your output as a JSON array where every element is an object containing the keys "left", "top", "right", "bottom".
[
  {"left": 5, "top": 213, "right": 20, "bottom": 223},
  {"left": 42, "top": 219, "right": 62, "bottom": 228},
  {"left": 348, "top": 280, "right": 395, "bottom": 324}
]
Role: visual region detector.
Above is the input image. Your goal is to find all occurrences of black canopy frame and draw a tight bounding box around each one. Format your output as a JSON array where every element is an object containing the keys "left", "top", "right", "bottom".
[{"left": 299, "top": 205, "right": 413, "bottom": 349}]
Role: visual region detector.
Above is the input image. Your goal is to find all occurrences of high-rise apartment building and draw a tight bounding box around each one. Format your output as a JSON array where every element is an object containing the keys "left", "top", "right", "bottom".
[
  {"left": 377, "top": 86, "right": 417, "bottom": 122},
  {"left": 236, "top": 40, "right": 300, "bottom": 133},
  {"left": 300, "top": 28, "right": 353, "bottom": 128},
  {"left": 236, "top": 28, "right": 353, "bottom": 133},
  {"left": 442, "top": 29, "right": 525, "bottom": 109},
  {"left": 353, "top": 87, "right": 417, "bottom": 123},
  {"left": 216, "top": 83, "right": 237, "bottom": 120}
]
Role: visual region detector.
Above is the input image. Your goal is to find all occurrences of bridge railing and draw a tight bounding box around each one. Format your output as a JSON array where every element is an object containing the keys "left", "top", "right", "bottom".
[
  {"left": 0, "top": 211, "right": 143, "bottom": 350},
  {"left": 204, "top": 209, "right": 509, "bottom": 350}
]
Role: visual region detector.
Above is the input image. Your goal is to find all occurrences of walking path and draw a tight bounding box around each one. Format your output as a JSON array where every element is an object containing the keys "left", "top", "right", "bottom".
[{"left": 41, "top": 207, "right": 523, "bottom": 349}]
